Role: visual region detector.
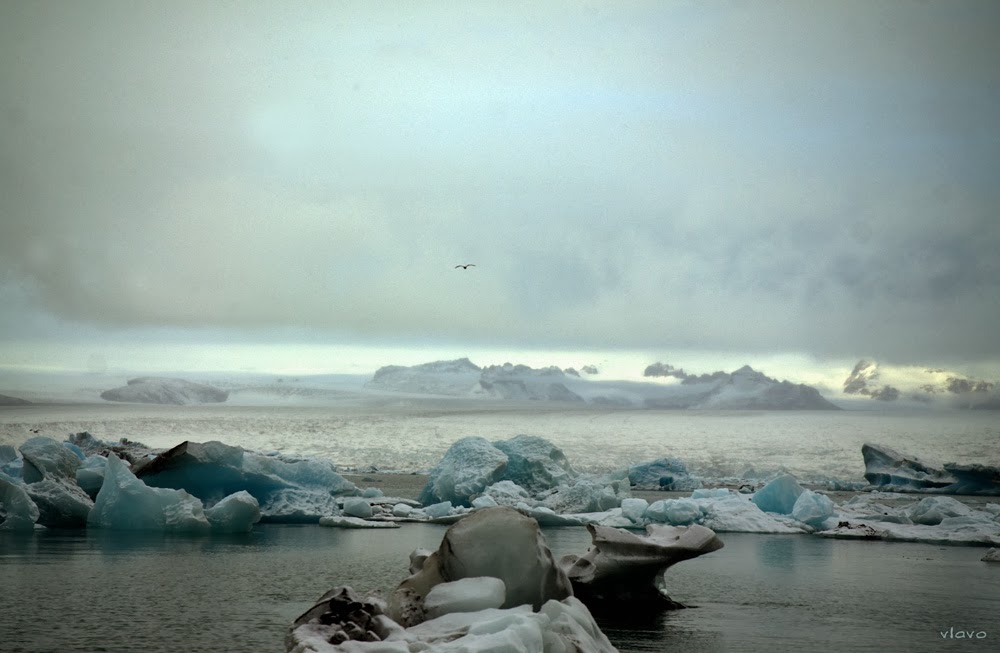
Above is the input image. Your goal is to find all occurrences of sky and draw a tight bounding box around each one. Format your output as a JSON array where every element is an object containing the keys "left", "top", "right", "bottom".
[{"left": 1, "top": 1, "right": 998, "bottom": 382}]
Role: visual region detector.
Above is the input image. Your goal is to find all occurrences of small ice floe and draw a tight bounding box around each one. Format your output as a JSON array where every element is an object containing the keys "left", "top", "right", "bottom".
[
  {"left": 318, "top": 516, "right": 400, "bottom": 529},
  {"left": 821, "top": 494, "right": 1000, "bottom": 546},
  {"left": 982, "top": 548, "right": 1000, "bottom": 562}
]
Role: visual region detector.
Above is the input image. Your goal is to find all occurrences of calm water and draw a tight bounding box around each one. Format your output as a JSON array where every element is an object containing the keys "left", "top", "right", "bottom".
[{"left": 1, "top": 526, "right": 997, "bottom": 653}]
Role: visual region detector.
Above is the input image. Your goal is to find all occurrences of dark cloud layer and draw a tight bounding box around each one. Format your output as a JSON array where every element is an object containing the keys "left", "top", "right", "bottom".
[{"left": 1, "top": 1, "right": 999, "bottom": 366}]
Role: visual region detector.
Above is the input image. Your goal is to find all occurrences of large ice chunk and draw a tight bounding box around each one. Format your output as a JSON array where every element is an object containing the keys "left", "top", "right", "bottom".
[
  {"left": 259, "top": 489, "right": 342, "bottom": 523},
  {"left": 417, "top": 437, "right": 508, "bottom": 507},
  {"left": 19, "top": 436, "right": 81, "bottom": 483},
  {"left": 0, "top": 472, "right": 40, "bottom": 530},
  {"left": 751, "top": 474, "right": 805, "bottom": 515},
  {"left": 0, "top": 444, "right": 22, "bottom": 479},
  {"left": 205, "top": 491, "right": 260, "bottom": 532},
  {"left": 423, "top": 577, "right": 506, "bottom": 619},
  {"left": 791, "top": 490, "right": 836, "bottom": 527},
  {"left": 342, "top": 497, "right": 373, "bottom": 519},
  {"left": 492, "top": 435, "right": 577, "bottom": 493},
  {"left": 88, "top": 454, "right": 211, "bottom": 532}
]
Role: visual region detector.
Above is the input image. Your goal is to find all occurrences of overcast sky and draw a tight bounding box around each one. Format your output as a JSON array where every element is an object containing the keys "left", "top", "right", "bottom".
[{"left": 1, "top": 1, "right": 998, "bottom": 378}]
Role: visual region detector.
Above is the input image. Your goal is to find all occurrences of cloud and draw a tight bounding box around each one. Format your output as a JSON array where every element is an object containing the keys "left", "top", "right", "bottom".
[{"left": 1, "top": 1, "right": 999, "bottom": 367}]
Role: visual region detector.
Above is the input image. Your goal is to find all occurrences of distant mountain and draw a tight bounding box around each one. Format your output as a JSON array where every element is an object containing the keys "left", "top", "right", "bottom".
[
  {"left": 367, "top": 358, "right": 838, "bottom": 409},
  {"left": 100, "top": 377, "right": 229, "bottom": 405},
  {"left": 0, "top": 393, "right": 31, "bottom": 406},
  {"left": 842, "top": 359, "right": 998, "bottom": 408},
  {"left": 641, "top": 363, "right": 839, "bottom": 410}
]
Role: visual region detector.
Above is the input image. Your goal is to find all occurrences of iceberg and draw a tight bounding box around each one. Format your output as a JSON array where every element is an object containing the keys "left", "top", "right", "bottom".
[
  {"left": 699, "top": 495, "right": 808, "bottom": 533},
  {"left": 17, "top": 437, "right": 94, "bottom": 528},
  {"left": 477, "top": 480, "right": 532, "bottom": 507},
  {"left": 19, "top": 436, "right": 81, "bottom": 483},
  {"left": 628, "top": 457, "right": 701, "bottom": 491},
  {"left": 751, "top": 474, "right": 805, "bottom": 515},
  {"left": 862, "top": 443, "right": 955, "bottom": 491},
  {"left": 492, "top": 435, "right": 577, "bottom": 493},
  {"left": 540, "top": 475, "right": 630, "bottom": 514},
  {"left": 23, "top": 477, "right": 93, "bottom": 528},
  {"left": 908, "top": 496, "right": 971, "bottom": 525},
  {"left": 0, "top": 472, "right": 40, "bottom": 530},
  {"left": 620, "top": 497, "right": 649, "bottom": 523},
  {"left": 791, "top": 490, "right": 836, "bottom": 528},
  {"left": 89, "top": 454, "right": 211, "bottom": 532},
  {"left": 288, "top": 509, "right": 618, "bottom": 653},
  {"left": 75, "top": 454, "right": 108, "bottom": 499},
  {"left": 417, "top": 437, "right": 507, "bottom": 507},
  {"left": 133, "top": 440, "right": 357, "bottom": 523},
  {"left": 341, "top": 497, "right": 373, "bottom": 519}
]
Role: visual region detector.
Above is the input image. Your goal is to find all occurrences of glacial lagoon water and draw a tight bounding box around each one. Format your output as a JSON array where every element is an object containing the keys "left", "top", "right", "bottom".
[
  {"left": 1, "top": 526, "right": 996, "bottom": 653},
  {"left": 1, "top": 402, "right": 999, "bottom": 652}
]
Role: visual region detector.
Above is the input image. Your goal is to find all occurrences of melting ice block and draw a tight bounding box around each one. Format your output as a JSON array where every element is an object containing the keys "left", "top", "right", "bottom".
[{"left": 88, "top": 454, "right": 211, "bottom": 532}]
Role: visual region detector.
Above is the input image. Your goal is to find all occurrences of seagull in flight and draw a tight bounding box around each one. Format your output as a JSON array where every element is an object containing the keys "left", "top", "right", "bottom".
[{"left": 454, "top": 264, "right": 476, "bottom": 269}]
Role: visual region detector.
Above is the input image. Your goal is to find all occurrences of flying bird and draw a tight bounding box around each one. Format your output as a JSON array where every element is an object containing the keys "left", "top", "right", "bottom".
[{"left": 454, "top": 264, "right": 476, "bottom": 269}]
